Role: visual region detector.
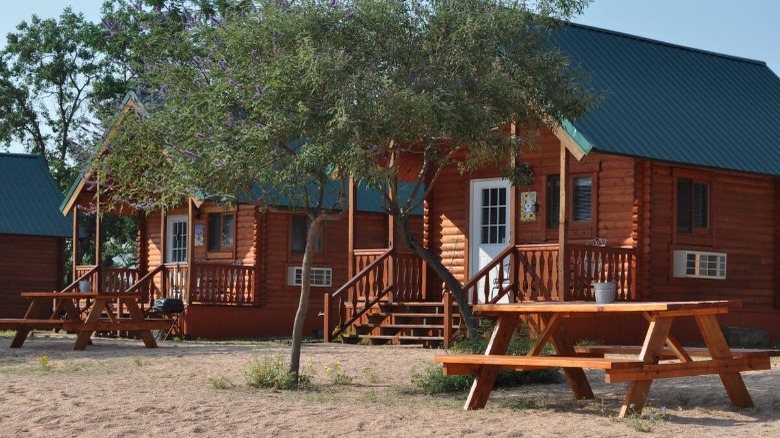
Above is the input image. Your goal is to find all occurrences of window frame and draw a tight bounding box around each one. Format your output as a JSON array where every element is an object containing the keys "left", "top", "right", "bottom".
[
  {"left": 673, "top": 169, "right": 714, "bottom": 246},
  {"left": 206, "top": 212, "right": 236, "bottom": 253},
  {"left": 544, "top": 171, "right": 598, "bottom": 240},
  {"left": 290, "top": 214, "right": 323, "bottom": 254}
]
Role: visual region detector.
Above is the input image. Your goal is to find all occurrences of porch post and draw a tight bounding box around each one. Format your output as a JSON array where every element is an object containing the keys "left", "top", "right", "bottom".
[
  {"left": 509, "top": 123, "right": 519, "bottom": 302},
  {"left": 72, "top": 207, "right": 79, "bottom": 282},
  {"left": 186, "top": 199, "right": 194, "bottom": 304},
  {"left": 348, "top": 178, "right": 356, "bottom": 279},
  {"left": 388, "top": 169, "right": 397, "bottom": 302},
  {"left": 160, "top": 210, "right": 167, "bottom": 295},
  {"left": 95, "top": 184, "right": 102, "bottom": 293},
  {"left": 557, "top": 144, "right": 570, "bottom": 301}
]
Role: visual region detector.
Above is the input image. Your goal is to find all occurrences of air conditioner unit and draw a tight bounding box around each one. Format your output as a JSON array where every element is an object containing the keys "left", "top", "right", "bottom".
[
  {"left": 287, "top": 266, "right": 333, "bottom": 287},
  {"left": 673, "top": 250, "right": 726, "bottom": 279}
]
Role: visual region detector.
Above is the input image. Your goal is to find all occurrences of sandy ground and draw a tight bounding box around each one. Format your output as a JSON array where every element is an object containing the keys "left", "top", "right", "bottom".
[{"left": 1, "top": 332, "right": 778, "bottom": 437}]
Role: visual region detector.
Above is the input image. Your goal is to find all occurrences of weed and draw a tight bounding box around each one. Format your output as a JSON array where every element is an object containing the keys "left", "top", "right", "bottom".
[
  {"left": 623, "top": 404, "right": 668, "bottom": 433},
  {"left": 410, "top": 322, "right": 562, "bottom": 394},
  {"left": 130, "top": 354, "right": 143, "bottom": 367},
  {"left": 209, "top": 376, "right": 235, "bottom": 390},
  {"left": 363, "top": 388, "right": 378, "bottom": 403},
  {"left": 503, "top": 398, "right": 537, "bottom": 411},
  {"left": 37, "top": 355, "right": 52, "bottom": 372},
  {"left": 245, "top": 354, "right": 312, "bottom": 390},
  {"left": 323, "top": 361, "right": 353, "bottom": 385},
  {"left": 362, "top": 364, "right": 381, "bottom": 384},
  {"left": 674, "top": 392, "right": 690, "bottom": 409}
]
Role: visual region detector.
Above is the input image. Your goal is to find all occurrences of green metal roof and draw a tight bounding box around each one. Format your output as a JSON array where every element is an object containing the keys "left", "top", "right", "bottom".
[
  {"left": 556, "top": 24, "right": 780, "bottom": 176},
  {"left": 0, "top": 153, "right": 71, "bottom": 237}
]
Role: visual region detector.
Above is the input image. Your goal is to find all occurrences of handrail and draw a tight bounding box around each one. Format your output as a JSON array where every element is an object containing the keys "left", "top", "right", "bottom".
[
  {"left": 61, "top": 265, "right": 100, "bottom": 292},
  {"left": 329, "top": 247, "right": 394, "bottom": 300},
  {"left": 459, "top": 244, "right": 517, "bottom": 305},
  {"left": 325, "top": 247, "right": 394, "bottom": 342},
  {"left": 124, "top": 265, "right": 165, "bottom": 294}
]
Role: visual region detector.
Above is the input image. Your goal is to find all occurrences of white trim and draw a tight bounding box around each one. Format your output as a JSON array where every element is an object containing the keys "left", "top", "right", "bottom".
[
  {"left": 469, "top": 178, "right": 511, "bottom": 303},
  {"left": 166, "top": 214, "right": 188, "bottom": 263}
]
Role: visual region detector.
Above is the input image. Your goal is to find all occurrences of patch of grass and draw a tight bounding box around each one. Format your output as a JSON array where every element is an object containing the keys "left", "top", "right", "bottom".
[
  {"left": 130, "top": 354, "right": 143, "bottom": 367},
  {"left": 674, "top": 392, "right": 690, "bottom": 409},
  {"left": 623, "top": 404, "right": 668, "bottom": 433},
  {"left": 37, "top": 355, "right": 52, "bottom": 372},
  {"left": 323, "top": 361, "right": 353, "bottom": 385},
  {"left": 209, "top": 376, "right": 235, "bottom": 390},
  {"left": 245, "top": 354, "right": 312, "bottom": 390},
  {"left": 362, "top": 364, "right": 381, "bottom": 384},
  {"left": 410, "top": 322, "right": 563, "bottom": 394},
  {"left": 502, "top": 397, "right": 538, "bottom": 411}
]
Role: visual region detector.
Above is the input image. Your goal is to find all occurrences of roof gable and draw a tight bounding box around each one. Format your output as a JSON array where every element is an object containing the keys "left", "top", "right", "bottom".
[
  {"left": 557, "top": 24, "right": 780, "bottom": 176},
  {"left": 0, "top": 154, "right": 71, "bottom": 237}
]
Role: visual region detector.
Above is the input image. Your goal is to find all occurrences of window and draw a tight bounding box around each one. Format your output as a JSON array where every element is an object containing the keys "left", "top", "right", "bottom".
[
  {"left": 677, "top": 178, "right": 709, "bottom": 233},
  {"left": 573, "top": 176, "right": 592, "bottom": 222},
  {"left": 287, "top": 266, "right": 332, "bottom": 287},
  {"left": 547, "top": 175, "right": 561, "bottom": 228},
  {"left": 208, "top": 213, "right": 234, "bottom": 251},
  {"left": 291, "top": 215, "right": 322, "bottom": 253},
  {"left": 546, "top": 174, "right": 592, "bottom": 228},
  {"left": 480, "top": 187, "right": 507, "bottom": 244},
  {"left": 673, "top": 250, "right": 726, "bottom": 279}
]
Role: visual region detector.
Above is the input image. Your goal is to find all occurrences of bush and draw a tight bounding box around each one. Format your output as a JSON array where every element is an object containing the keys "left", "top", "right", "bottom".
[
  {"left": 245, "top": 354, "right": 311, "bottom": 390},
  {"left": 411, "top": 322, "right": 562, "bottom": 394}
]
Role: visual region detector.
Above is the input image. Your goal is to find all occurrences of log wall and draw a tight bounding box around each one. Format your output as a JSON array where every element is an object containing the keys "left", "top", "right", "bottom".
[{"left": 0, "top": 235, "right": 64, "bottom": 318}]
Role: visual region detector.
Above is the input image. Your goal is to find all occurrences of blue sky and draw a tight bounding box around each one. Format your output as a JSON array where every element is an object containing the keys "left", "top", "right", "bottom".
[{"left": 2, "top": 0, "right": 780, "bottom": 153}]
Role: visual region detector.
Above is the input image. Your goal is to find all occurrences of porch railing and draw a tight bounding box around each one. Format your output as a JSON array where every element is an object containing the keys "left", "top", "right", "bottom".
[
  {"left": 75, "top": 263, "right": 256, "bottom": 308},
  {"left": 323, "top": 247, "right": 424, "bottom": 341},
  {"left": 189, "top": 263, "right": 255, "bottom": 304},
  {"left": 443, "top": 243, "right": 636, "bottom": 346}
]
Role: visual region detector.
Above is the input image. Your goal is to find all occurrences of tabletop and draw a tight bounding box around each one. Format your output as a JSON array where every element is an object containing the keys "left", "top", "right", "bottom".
[{"left": 473, "top": 300, "right": 742, "bottom": 314}]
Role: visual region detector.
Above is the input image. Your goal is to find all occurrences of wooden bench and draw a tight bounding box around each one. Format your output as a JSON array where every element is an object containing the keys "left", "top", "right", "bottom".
[
  {"left": 574, "top": 345, "right": 780, "bottom": 359},
  {"left": 435, "top": 354, "right": 644, "bottom": 376},
  {"left": 62, "top": 318, "right": 172, "bottom": 332},
  {"left": 0, "top": 319, "right": 65, "bottom": 330}
]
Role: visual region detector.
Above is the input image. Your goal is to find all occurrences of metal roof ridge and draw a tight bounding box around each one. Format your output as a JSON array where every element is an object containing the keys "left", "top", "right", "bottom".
[
  {"left": 566, "top": 22, "right": 768, "bottom": 67},
  {"left": 0, "top": 152, "right": 42, "bottom": 158}
]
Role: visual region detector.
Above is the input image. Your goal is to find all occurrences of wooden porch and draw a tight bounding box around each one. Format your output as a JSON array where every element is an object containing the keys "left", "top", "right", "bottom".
[
  {"left": 323, "top": 243, "right": 635, "bottom": 347},
  {"left": 71, "top": 262, "right": 257, "bottom": 310}
]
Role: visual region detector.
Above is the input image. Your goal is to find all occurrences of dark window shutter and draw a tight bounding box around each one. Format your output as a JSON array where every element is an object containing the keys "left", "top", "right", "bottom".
[
  {"left": 547, "top": 175, "right": 560, "bottom": 228},
  {"left": 677, "top": 178, "right": 692, "bottom": 233},
  {"left": 573, "top": 177, "right": 592, "bottom": 222}
]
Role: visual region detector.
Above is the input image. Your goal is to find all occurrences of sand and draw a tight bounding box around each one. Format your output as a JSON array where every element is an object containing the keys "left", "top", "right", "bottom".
[{"left": 1, "top": 332, "right": 778, "bottom": 437}]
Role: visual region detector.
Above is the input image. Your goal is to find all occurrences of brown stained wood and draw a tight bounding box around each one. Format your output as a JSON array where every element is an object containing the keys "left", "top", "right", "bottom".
[
  {"left": 527, "top": 313, "right": 562, "bottom": 356},
  {"left": 474, "top": 300, "right": 740, "bottom": 315},
  {"left": 696, "top": 314, "right": 754, "bottom": 408},
  {"left": 64, "top": 319, "right": 172, "bottom": 331},
  {"left": 606, "top": 356, "right": 771, "bottom": 383},
  {"left": 465, "top": 313, "right": 519, "bottom": 410},
  {"left": 642, "top": 311, "right": 691, "bottom": 362},
  {"left": 436, "top": 354, "right": 643, "bottom": 370},
  {"left": 542, "top": 313, "right": 595, "bottom": 400},
  {"left": 619, "top": 316, "right": 673, "bottom": 417},
  {"left": 574, "top": 345, "right": 780, "bottom": 358},
  {"left": 558, "top": 144, "right": 569, "bottom": 300}
]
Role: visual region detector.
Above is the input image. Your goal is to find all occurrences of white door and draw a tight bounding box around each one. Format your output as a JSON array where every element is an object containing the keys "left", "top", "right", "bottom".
[
  {"left": 469, "top": 179, "right": 511, "bottom": 303},
  {"left": 166, "top": 215, "right": 188, "bottom": 263}
]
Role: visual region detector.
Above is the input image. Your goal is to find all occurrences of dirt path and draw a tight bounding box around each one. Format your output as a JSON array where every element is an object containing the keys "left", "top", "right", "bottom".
[{"left": 1, "top": 333, "right": 778, "bottom": 437}]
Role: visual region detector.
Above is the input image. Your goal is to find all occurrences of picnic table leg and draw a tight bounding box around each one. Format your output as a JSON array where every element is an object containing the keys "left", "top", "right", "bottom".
[
  {"left": 123, "top": 298, "right": 158, "bottom": 348},
  {"left": 538, "top": 313, "right": 595, "bottom": 400},
  {"left": 695, "top": 314, "right": 753, "bottom": 408},
  {"left": 619, "top": 316, "right": 673, "bottom": 417},
  {"left": 10, "top": 298, "right": 46, "bottom": 348},
  {"left": 73, "top": 298, "right": 107, "bottom": 350},
  {"left": 465, "top": 313, "right": 518, "bottom": 410}
]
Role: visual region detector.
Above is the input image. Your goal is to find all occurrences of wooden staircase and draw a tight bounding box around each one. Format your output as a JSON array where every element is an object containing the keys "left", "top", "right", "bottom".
[{"left": 340, "top": 301, "right": 460, "bottom": 347}]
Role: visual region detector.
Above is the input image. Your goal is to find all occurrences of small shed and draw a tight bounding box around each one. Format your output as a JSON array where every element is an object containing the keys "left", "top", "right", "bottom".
[{"left": 0, "top": 154, "right": 71, "bottom": 318}]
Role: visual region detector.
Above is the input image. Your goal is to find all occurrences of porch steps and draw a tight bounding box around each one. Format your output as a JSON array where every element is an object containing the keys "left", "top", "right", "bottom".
[{"left": 341, "top": 301, "right": 460, "bottom": 347}]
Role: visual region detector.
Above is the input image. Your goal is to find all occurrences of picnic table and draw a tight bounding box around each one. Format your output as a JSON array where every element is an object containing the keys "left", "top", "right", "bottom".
[
  {"left": 0, "top": 291, "right": 172, "bottom": 350},
  {"left": 435, "top": 300, "right": 779, "bottom": 417}
]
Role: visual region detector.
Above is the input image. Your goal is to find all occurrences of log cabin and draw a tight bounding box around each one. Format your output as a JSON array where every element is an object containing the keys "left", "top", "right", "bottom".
[
  {"left": 324, "top": 23, "right": 780, "bottom": 346},
  {"left": 0, "top": 154, "right": 71, "bottom": 318},
  {"left": 60, "top": 93, "right": 422, "bottom": 340}
]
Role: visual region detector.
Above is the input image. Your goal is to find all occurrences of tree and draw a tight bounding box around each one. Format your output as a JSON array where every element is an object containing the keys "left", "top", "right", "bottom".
[
  {"left": 96, "top": 0, "right": 595, "bottom": 381},
  {"left": 0, "top": 8, "right": 127, "bottom": 191}
]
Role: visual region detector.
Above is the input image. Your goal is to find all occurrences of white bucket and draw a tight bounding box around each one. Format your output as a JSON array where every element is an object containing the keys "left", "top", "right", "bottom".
[{"left": 594, "top": 281, "right": 617, "bottom": 304}]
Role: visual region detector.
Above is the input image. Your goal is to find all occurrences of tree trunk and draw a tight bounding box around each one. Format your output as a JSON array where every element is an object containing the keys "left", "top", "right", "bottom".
[
  {"left": 396, "top": 214, "right": 478, "bottom": 339},
  {"left": 289, "top": 215, "right": 324, "bottom": 385}
]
